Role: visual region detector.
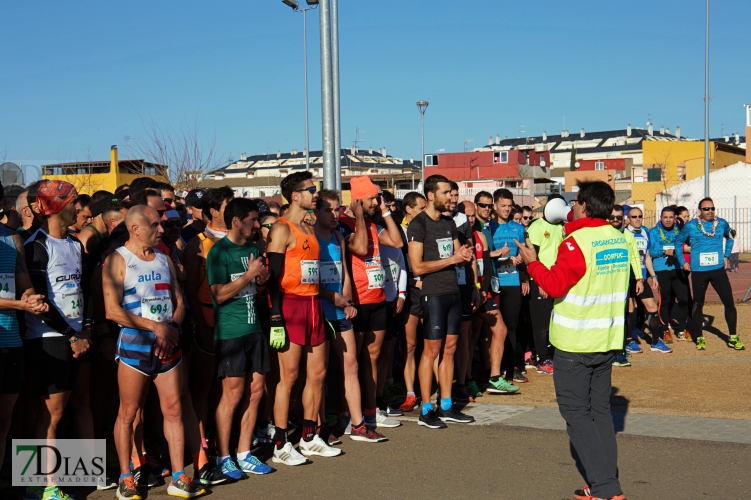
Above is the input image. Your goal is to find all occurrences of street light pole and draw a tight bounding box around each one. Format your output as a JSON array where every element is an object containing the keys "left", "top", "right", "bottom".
[
  {"left": 319, "top": 0, "right": 336, "bottom": 189},
  {"left": 283, "top": 0, "right": 319, "bottom": 172},
  {"left": 331, "top": 0, "right": 342, "bottom": 192},
  {"left": 416, "top": 101, "right": 428, "bottom": 190},
  {"left": 704, "top": 0, "right": 710, "bottom": 197}
]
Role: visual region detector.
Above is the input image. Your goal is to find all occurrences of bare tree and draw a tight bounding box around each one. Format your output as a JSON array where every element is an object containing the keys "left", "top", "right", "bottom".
[{"left": 124, "top": 116, "right": 227, "bottom": 192}]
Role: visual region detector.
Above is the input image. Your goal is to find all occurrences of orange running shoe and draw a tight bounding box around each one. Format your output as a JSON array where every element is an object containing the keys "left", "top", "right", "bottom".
[
  {"left": 398, "top": 394, "right": 418, "bottom": 412},
  {"left": 663, "top": 330, "right": 674, "bottom": 344},
  {"left": 681, "top": 330, "right": 692, "bottom": 342}
]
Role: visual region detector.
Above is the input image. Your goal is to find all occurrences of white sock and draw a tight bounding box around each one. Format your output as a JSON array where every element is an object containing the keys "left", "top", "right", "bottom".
[
  {"left": 237, "top": 451, "right": 250, "bottom": 461},
  {"left": 216, "top": 455, "right": 230, "bottom": 466}
]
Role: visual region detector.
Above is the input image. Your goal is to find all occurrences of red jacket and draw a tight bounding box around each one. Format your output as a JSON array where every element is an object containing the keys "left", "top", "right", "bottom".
[{"left": 527, "top": 217, "right": 610, "bottom": 299}]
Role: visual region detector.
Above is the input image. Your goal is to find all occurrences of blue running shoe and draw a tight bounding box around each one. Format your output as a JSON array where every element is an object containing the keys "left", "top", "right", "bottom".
[
  {"left": 237, "top": 454, "right": 273, "bottom": 475},
  {"left": 650, "top": 340, "right": 673, "bottom": 353},
  {"left": 626, "top": 341, "right": 643, "bottom": 354},
  {"left": 219, "top": 457, "right": 245, "bottom": 481}
]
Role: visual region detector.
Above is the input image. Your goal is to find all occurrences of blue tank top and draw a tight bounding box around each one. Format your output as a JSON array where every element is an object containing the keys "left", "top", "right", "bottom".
[
  {"left": 488, "top": 220, "right": 525, "bottom": 287},
  {"left": 0, "top": 225, "right": 22, "bottom": 348},
  {"left": 316, "top": 231, "right": 346, "bottom": 320}
]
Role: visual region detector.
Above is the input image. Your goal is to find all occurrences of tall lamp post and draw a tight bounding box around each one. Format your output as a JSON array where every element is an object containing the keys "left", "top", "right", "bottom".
[
  {"left": 703, "top": 0, "right": 710, "bottom": 197},
  {"left": 416, "top": 100, "right": 429, "bottom": 189},
  {"left": 282, "top": 0, "right": 319, "bottom": 171}
]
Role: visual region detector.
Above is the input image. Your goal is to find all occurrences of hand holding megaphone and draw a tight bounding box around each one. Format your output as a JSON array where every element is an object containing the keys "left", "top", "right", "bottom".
[{"left": 544, "top": 197, "right": 573, "bottom": 225}]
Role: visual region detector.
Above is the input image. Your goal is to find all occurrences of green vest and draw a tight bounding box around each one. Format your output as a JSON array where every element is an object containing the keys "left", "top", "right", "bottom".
[
  {"left": 550, "top": 225, "right": 630, "bottom": 353},
  {"left": 527, "top": 217, "right": 564, "bottom": 268},
  {"left": 622, "top": 228, "right": 642, "bottom": 278}
]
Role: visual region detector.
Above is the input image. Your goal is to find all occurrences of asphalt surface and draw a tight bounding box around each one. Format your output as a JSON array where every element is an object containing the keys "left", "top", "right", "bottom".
[{"left": 5, "top": 422, "right": 749, "bottom": 500}]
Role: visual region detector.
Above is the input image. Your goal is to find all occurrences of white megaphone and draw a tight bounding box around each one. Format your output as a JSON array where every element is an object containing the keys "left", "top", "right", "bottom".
[{"left": 544, "top": 197, "right": 573, "bottom": 224}]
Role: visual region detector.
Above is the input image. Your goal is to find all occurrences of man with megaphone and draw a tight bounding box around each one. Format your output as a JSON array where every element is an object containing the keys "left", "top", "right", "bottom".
[{"left": 516, "top": 180, "right": 629, "bottom": 500}]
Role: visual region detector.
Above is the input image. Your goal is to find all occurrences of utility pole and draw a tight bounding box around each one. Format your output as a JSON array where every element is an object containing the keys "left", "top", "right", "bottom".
[
  {"left": 704, "top": 0, "right": 710, "bottom": 197},
  {"left": 319, "top": 0, "right": 336, "bottom": 189}
]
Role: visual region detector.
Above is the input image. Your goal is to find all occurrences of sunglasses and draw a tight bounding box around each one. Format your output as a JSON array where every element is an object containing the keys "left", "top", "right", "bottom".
[
  {"left": 296, "top": 186, "right": 317, "bottom": 195},
  {"left": 700, "top": 207, "right": 715, "bottom": 211},
  {"left": 160, "top": 220, "right": 181, "bottom": 229},
  {"left": 522, "top": 216, "right": 532, "bottom": 220},
  {"left": 476, "top": 202, "right": 492, "bottom": 209},
  {"left": 163, "top": 198, "right": 175, "bottom": 203},
  {"left": 261, "top": 223, "right": 274, "bottom": 229},
  {"left": 630, "top": 215, "right": 643, "bottom": 219},
  {"left": 609, "top": 216, "right": 624, "bottom": 221},
  {"left": 156, "top": 209, "right": 166, "bottom": 217}
]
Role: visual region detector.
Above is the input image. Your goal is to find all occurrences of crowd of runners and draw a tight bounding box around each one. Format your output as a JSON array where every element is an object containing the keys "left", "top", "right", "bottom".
[{"left": 0, "top": 172, "right": 742, "bottom": 500}]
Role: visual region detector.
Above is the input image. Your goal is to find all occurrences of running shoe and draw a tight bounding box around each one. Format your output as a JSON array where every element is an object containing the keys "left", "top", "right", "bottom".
[
  {"left": 350, "top": 422, "right": 388, "bottom": 442},
  {"left": 696, "top": 336, "right": 706, "bottom": 350},
  {"left": 418, "top": 410, "right": 447, "bottom": 429},
  {"left": 116, "top": 477, "right": 141, "bottom": 500},
  {"left": 625, "top": 341, "right": 643, "bottom": 354},
  {"left": 728, "top": 335, "right": 746, "bottom": 350},
  {"left": 23, "top": 487, "right": 42, "bottom": 500},
  {"left": 375, "top": 409, "right": 401, "bottom": 428},
  {"left": 466, "top": 380, "right": 483, "bottom": 399},
  {"left": 398, "top": 394, "right": 418, "bottom": 412},
  {"left": 524, "top": 352, "right": 536, "bottom": 369},
  {"left": 40, "top": 486, "right": 74, "bottom": 500},
  {"left": 272, "top": 442, "right": 307, "bottom": 466},
  {"left": 237, "top": 454, "right": 273, "bottom": 475},
  {"left": 144, "top": 454, "right": 170, "bottom": 478},
  {"left": 650, "top": 340, "right": 673, "bottom": 353},
  {"left": 335, "top": 413, "right": 351, "bottom": 435},
  {"left": 486, "top": 377, "right": 520, "bottom": 394},
  {"left": 96, "top": 476, "right": 118, "bottom": 491},
  {"left": 535, "top": 359, "right": 554, "bottom": 375},
  {"left": 675, "top": 331, "right": 686, "bottom": 341},
  {"left": 386, "top": 406, "right": 404, "bottom": 417},
  {"left": 436, "top": 407, "right": 475, "bottom": 423},
  {"left": 512, "top": 369, "right": 528, "bottom": 383},
  {"left": 612, "top": 354, "right": 631, "bottom": 367},
  {"left": 218, "top": 457, "right": 245, "bottom": 481},
  {"left": 253, "top": 422, "right": 275, "bottom": 444},
  {"left": 327, "top": 433, "right": 342, "bottom": 446},
  {"left": 663, "top": 330, "right": 674, "bottom": 344},
  {"left": 194, "top": 462, "right": 229, "bottom": 485},
  {"left": 134, "top": 464, "right": 164, "bottom": 488},
  {"left": 682, "top": 330, "right": 693, "bottom": 342},
  {"left": 573, "top": 485, "right": 591, "bottom": 500},
  {"left": 453, "top": 384, "right": 474, "bottom": 403},
  {"left": 166, "top": 474, "right": 206, "bottom": 498},
  {"left": 299, "top": 434, "right": 343, "bottom": 457}
]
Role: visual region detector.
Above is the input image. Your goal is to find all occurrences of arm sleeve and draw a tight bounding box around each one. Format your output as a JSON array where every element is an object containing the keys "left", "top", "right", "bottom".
[
  {"left": 526, "top": 237, "right": 587, "bottom": 299},
  {"left": 397, "top": 252, "right": 407, "bottom": 295},
  {"left": 267, "top": 252, "right": 285, "bottom": 316},
  {"left": 648, "top": 228, "right": 663, "bottom": 258},
  {"left": 723, "top": 221, "right": 734, "bottom": 259},
  {"left": 25, "top": 240, "right": 77, "bottom": 337}
]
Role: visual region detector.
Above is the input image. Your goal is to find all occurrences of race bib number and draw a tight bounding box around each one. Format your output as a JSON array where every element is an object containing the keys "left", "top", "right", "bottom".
[
  {"left": 61, "top": 289, "right": 83, "bottom": 319},
  {"left": 320, "top": 261, "right": 343, "bottom": 284},
  {"left": 699, "top": 252, "right": 719, "bottom": 267},
  {"left": 300, "top": 260, "right": 319, "bottom": 284},
  {"left": 385, "top": 261, "right": 399, "bottom": 283},
  {"left": 141, "top": 296, "right": 173, "bottom": 322},
  {"left": 0, "top": 273, "right": 15, "bottom": 300},
  {"left": 436, "top": 237, "right": 453, "bottom": 259},
  {"left": 231, "top": 272, "right": 256, "bottom": 298},
  {"left": 456, "top": 266, "right": 467, "bottom": 285},
  {"left": 367, "top": 266, "right": 386, "bottom": 289}
]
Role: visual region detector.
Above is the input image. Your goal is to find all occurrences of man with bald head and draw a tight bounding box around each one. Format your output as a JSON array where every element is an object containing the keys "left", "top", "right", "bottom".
[{"left": 103, "top": 205, "right": 205, "bottom": 499}]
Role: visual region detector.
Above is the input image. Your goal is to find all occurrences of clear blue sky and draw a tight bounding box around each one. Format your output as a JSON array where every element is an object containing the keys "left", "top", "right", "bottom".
[{"left": 1, "top": 0, "right": 749, "bottom": 176}]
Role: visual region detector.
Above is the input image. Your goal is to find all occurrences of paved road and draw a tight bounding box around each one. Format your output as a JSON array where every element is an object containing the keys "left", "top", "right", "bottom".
[{"left": 8, "top": 418, "right": 749, "bottom": 500}]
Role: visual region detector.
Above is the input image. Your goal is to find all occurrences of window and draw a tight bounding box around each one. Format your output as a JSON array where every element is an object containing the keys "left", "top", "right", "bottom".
[
  {"left": 425, "top": 154, "right": 439, "bottom": 166},
  {"left": 493, "top": 151, "right": 508, "bottom": 164},
  {"left": 595, "top": 161, "right": 604, "bottom": 171}
]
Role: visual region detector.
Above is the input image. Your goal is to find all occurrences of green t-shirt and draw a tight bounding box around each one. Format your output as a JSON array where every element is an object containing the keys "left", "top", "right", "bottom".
[
  {"left": 526, "top": 217, "right": 564, "bottom": 269},
  {"left": 206, "top": 236, "right": 262, "bottom": 340}
]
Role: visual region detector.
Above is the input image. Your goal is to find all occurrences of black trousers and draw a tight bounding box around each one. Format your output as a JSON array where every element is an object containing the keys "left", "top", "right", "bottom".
[
  {"left": 691, "top": 268, "right": 737, "bottom": 337},
  {"left": 553, "top": 349, "right": 622, "bottom": 498},
  {"left": 656, "top": 270, "right": 689, "bottom": 337},
  {"left": 495, "top": 286, "right": 522, "bottom": 378},
  {"left": 529, "top": 281, "right": 553, "bottom": 361}
]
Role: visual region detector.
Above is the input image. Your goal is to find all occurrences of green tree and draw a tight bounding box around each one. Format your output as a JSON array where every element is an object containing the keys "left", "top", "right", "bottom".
[{"left": 569, "top": 146, "right": 577, "bottom": 171}]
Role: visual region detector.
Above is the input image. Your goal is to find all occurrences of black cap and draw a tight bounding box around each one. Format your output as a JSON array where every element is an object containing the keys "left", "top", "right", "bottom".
[
  {"left": 114, "top": 187, "right": 129, "bottom": 201},
  {"left": 90, "top": 196, "right": 121, "bottom": 218},
  {"left": 184, "top": 188, "right": 206, "bottom": 208}
]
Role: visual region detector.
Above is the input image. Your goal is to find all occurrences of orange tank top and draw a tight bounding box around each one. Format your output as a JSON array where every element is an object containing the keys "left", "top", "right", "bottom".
[
  {"left": 278, "top": 217, "right": 320, "bottom": 297},
  {"left": 338, "top": 214, "right": 386, "bottom": 305},
  {"left": 197, "top": 232, "right": 217, "bottom": 327}
]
